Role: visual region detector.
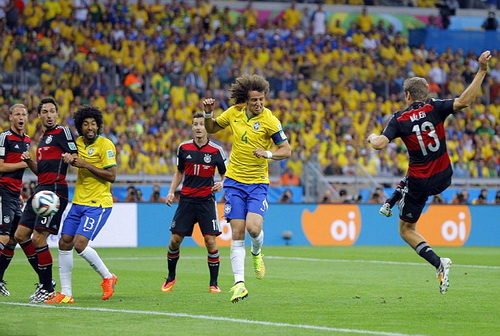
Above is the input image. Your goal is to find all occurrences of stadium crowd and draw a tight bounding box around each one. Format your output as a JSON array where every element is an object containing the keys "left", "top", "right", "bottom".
[{"left": 0, "top": 0, "right": 499, "bottom": 186}]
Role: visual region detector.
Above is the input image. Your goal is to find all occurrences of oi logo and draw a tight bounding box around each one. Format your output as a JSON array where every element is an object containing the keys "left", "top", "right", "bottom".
[
  {"left": 301, "top": 205, "right": 361, "bottom": 246},
  {"left": 417, "top": 205, "right": 471, "bottom": 246}
]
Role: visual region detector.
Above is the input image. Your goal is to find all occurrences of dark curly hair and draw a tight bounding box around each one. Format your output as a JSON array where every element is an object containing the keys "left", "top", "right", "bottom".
[
  {"left": 74, "top": 105, "right": 104, "bottom": 136},
  {"left": 229, "top": 74, "right": 270, "bottom": 105}
]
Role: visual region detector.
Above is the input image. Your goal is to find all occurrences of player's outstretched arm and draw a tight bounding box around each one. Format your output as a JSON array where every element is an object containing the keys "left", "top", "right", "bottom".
[
  {"left": 21, "top": 151, "right": 37, "bottom": 175},
  {"left": 367, "top": 133, "right": 390, "bottom": 150},
  {"left": 202, "top": 98, "right": 224, "bottom": 134},
  {"left": 453, "top": 50, "right": 492, "bottom": 111}
]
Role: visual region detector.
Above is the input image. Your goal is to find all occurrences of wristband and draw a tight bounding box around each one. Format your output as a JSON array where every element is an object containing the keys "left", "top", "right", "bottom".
[
  {"left": 265, "top": 151, "right": 273, "bottom": 159},
  {"left": 204, "top": 111, "right": 214, "bottom": 118}
]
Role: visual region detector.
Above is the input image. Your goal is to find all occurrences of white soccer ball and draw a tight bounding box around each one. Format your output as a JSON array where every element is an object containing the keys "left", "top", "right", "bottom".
[{"left": 32, "top": 190, "right": 60, "bottom": 217}]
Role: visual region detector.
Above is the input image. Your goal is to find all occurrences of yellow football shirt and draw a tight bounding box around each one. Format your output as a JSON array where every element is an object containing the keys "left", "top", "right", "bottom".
[
  {"left": 72, "top": 136, "right": 117, "bottom": 208},
  {"left": 215, "top": 105, "right": 287, "bottom": 184}
]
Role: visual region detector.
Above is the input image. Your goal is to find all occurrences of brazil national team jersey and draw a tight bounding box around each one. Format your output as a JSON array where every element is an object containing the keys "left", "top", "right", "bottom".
[
  {"left": 72, "top": 136, "right": 117, "bottom": 208},
  {"left": 215, "top": 105, "right": 287, "bottom": 184}
]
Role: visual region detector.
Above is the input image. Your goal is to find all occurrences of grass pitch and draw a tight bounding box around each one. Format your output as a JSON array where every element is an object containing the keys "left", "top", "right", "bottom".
[{"left": 1, "top": 246, "right": 499, "bottom": 336}]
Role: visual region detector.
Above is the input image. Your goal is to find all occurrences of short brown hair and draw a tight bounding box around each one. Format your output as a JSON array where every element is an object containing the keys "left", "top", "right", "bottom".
[
  {"left": 403, "top": 77, "right": 429, "bottom": 102},
  {"left": 229, "top": 74, "right": 270, "bottom": 105}
]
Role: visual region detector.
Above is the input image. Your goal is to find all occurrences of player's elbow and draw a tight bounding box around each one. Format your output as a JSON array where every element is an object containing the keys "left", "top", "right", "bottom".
[
  {"left": 283, "top": 147, "right": 292, "bottom": 158},
  {"left": 453, "top": 99, "right": 469, "bottom": 111}
]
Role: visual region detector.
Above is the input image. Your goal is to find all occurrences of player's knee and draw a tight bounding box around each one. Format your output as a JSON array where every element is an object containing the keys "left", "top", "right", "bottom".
[
  {"left": 14, "top": 227, "right": 29, "bottom": 243},
  {"left": 59, "top": 238, "right": 74, "bottom": 251},
  {"left": 31, "top": 234, "right": 47, "bottom": 247},
  {"left": 204, "top": 235, "right": 217, "bottom": 250}
]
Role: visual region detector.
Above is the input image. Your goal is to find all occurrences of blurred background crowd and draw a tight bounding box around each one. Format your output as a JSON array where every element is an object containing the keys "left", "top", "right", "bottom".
[{"left": 0, "top": 0, "right": 499, "bottom": 203}]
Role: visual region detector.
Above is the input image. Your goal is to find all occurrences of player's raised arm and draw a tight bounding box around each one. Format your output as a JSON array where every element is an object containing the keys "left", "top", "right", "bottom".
[
  {"left": 453, "top": 50, "right": 492, "bottom": 111},
  {"left": 202, "top": 98, "right": 224, "bottom": 133}
]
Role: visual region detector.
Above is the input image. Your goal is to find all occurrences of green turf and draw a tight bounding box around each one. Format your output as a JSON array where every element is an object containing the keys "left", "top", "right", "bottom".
[{"left": 1, "top": 246, "right": 499, "bottom": 336}]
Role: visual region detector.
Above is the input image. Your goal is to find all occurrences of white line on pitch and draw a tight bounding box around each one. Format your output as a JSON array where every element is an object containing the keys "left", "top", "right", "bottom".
[
  {"left": 0, "top": 301, "right": 426, "bottom": 336},
  {"left": 10, "top": 256, "right": 500, "bottom": 270}
]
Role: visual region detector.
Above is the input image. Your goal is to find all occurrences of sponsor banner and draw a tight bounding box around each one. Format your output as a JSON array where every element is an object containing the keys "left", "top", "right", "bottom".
[
  {"left": 136, "top": 204, "right": 500, "bottom": 247},
  {"left": 48, "top": 203, "right": 138, "bottom": 248},
  {"left": 302, "top": 205, "right": 362, "bottom": 246}
]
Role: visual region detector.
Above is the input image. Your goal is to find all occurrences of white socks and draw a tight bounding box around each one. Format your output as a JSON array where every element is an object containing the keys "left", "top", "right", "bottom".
[
  {"left": 58, "top": 249, "right": 73, "bottom": 297},
  {"left": 251, "top": 230, "right": 264, "bottom": 255},
  {"left": 79, "top": 246, "right": 112, "bottom": 279},
  {"left": 230, "top": 240, "right": 245, "bottom": 284}
]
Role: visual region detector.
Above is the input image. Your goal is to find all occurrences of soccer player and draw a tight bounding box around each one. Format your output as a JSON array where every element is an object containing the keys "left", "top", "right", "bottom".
[
  {"left": 44, "top": 105, "right": 118, "bottom": 304},
  {"left": 203, "top": 74, "right": 291, "bottom": 303},
  {"left": 367, "top": 50, "right": 492, "bottom": 294},
  {"left": 14, "top": 97, "right": 78, "bottom": 303},
  {"left": 162, "top": 112, "right": 226, "bottom": 294},
  {"left": 0, "top": 104, "right": 31, "bottom": 296}
]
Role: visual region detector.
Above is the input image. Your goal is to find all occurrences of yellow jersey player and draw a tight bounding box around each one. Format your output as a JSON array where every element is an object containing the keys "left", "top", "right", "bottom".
[
  {"left": 45, "top": 105, "right": 118, "bottom": 303},
  {"left": 204, "top": 74, "right": 291, "bottom": 303}
]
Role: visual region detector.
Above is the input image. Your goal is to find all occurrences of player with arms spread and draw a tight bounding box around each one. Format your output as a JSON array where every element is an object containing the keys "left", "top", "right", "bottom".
[
  {"left": 44, "top": 105, "right": 118, "bottom": 304},
  {"left": 161, "top": 112, "right": 226, "bottom": 294},
  {"left": 14, "top": 97, "right": 78, "bottom": 302},
  {"left": 0, "top": 104, "right": 31, "bottom": 296},
  {"left": 367, "top": 50, "right": 492, "bottom": 294},
  {"left": 204, "top": 74, "right": 291, "bottom": 303}
]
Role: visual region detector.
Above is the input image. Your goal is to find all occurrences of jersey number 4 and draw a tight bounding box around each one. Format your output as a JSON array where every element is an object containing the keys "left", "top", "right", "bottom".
[{"left": 412, "top": 121, "right": 440, "bottom": 156}]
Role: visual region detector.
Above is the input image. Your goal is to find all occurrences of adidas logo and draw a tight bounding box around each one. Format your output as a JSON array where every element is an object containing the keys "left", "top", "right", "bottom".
[
  {"left": 186, "top": 155, "right": 192, "bottom": 159},
  {"left": 14, "top": 144, "right": 19, "bottom": 149},
  {"left": 406, "top": 213, "right": 413, "bottom": 218}
]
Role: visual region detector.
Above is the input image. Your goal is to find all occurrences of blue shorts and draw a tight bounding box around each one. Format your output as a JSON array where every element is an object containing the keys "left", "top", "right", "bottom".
[
  {"left": 223, "top": 178, "right": 269, "bottom": 220},
  {"left": 62, "top": 204, "right": 112, "bottom": 240}
]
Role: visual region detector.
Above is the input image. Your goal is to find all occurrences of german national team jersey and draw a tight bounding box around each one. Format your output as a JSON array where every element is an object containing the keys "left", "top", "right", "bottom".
[
  {"left": 215, "top": 105, "right": 287, "bottom": 184},
  {"left": 382, "top": 98, "right": 454, "bottom": 189},
  {"left": 36, "top": 125, "right": 77, "bottom": 190},
  {"left": 72, "top": 136, "right": 117, "bottom": 208},
  {"left": 177, "top": 140, "right": 226, "bottom": 201},
  {"left": 0, "top": 129, "right": 31, "bottom": 193}
]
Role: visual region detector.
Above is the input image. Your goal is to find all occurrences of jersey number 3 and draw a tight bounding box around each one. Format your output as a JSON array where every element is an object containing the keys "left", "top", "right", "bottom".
[{"left": 412, "top": 121, "right": 440, "bottom": 156}]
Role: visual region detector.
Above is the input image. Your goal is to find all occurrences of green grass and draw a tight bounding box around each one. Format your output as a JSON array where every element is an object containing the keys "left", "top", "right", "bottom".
[{"left": 1, "top": 246, "right": 499, "bottom": 336}]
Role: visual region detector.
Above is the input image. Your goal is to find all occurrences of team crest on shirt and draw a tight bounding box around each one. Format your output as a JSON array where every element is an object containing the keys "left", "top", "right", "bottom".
[
  {"left": 88, "top": 148, "right": 95, "bottom": 155},
  {"left": 204, "top": 154, "right": 211, "bottom": 163},
  {"left": 224, "top": 203, "right": 231, "bottom": 214},
  {"left": 253, "top": 122, "right": 260, "bottom": 130},
  {"left": 3, "top": 216, "right": 10, "bottom": 224},
  {"left": 46, "top": 135, "right": 53, "bottom": 144}
]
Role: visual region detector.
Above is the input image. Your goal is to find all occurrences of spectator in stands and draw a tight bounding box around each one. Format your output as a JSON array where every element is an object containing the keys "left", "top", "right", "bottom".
[
  {"left": 337, "top": 189, "right": 352, "bottom": 204},
  {"left": 280, "top": 167, "right": 301, "bottom": 187},
  {"left": 431, "top": 194, "right": 445, "bottom": 204},
  {"left": 125, "top": 186, "right": 140, "bottom": 202},
  {"left": 452, "top": 189, "right": 469, "bottom": 204},
  {"left": 494, "top": 190, "right": 500, "bottom": 204},
  {"left": 472, "top": 188, "right": 489, "bottom": 204},
  {"left": 323, "top": 154, "right": 343, "bottom": 175},
  {"left": 149, "top": 185, "right": 165, "bottom": 203},
  {"left": 311, "top": 3, "right": 326, "bottom": 36},
  {"left": 482, "top": 11, "right": 498, "bottom": 31},
  {"left": 279, "top": 189, "right": 293, "bottom": 204},
  {"left": 320, "top": 189, "right": 334, "bottom": 204}
]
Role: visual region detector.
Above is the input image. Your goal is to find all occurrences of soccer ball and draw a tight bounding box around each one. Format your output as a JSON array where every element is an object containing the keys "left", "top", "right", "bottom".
[{"left": 32, "top": 191, "right": 60, "bottom": 217}]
